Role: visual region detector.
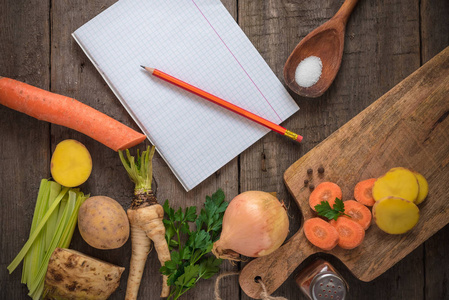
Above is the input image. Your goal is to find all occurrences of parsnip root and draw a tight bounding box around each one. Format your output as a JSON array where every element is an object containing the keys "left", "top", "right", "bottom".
[
  {"left": 125, "top": 224, "right": 152, "bottom": 300},
  {"left": 128, "top": 204, "right": 171, "bottom": 298},
  {"left": 119, "top": 146, "right": 171, "bottom": 299}
]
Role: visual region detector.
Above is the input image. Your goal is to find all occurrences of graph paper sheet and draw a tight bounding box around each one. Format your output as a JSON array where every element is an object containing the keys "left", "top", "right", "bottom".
[{"left": 73, "top": 0, "right": 299, "bottom": 191}]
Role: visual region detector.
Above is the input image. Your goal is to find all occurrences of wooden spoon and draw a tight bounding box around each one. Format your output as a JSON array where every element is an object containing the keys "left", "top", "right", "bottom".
[{"left": 283, "top": 0, "right": 359, "bottom": 98}]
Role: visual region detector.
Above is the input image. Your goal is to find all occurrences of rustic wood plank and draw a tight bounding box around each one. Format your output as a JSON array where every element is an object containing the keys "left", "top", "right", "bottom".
[
  {"left": 3, "top": 0, "right": 449, "bottom": 299},
  {"left": 236, "top": 2, "right": 305, "bottom": 298},
  {"left": 238, "top": 0, "right": 423, "bottom": 299},
  {"left": 240, "top": 44, "right": 449, "bottom": 299},
  {"left": 49, "top": 1, "right": 134, "bottom": 298},
  {"left": 0, "top": 0, "right": 51, "bottom": 299},
  {"left": 152, "top": 1, "right": 241, "bottom": 299},
  {"left": 421, "top": 0, "right": 449, "bottom": 300},
  {"left": 50, "top": 0, "right": 240, "bottom": 299}
]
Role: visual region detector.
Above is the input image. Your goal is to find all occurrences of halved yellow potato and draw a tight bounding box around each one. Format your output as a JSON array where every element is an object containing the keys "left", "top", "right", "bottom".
[
  {"left": 372, "top": 196, "right": 420, "bottom": 234},
  {"left": 413, "top": 171, "right": 428, "bottom": 205},
  {"left": 51, "top": 139, "right": 92, "bottom": 187},
  {"left": 372, "top": 167, "right": 419, "bottom": 203}
]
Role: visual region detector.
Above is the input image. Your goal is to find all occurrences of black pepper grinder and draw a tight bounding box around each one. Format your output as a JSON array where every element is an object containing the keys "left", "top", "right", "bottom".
[{"left": 295, "top": 259, "right": 348, "bottom": 300}]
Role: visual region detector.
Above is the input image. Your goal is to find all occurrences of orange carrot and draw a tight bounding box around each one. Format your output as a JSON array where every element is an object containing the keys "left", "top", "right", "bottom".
[
  {"left": 303, "top": 217, "right": 339, "bottom": 251},
  {"left": 0, "top": 77, "right": 146, "bottom": 151},
  {"left": 309, "top": 182, "right": 342, "bottom": 211},
  {"left": 341, "top": 200, "right": 372, "bottom": 230},
  {"left": 354, "top": 178, "right": 376, "bottom": 206},
  {"left": 330, "top": 217, "right": 365, "bottom": 249}
]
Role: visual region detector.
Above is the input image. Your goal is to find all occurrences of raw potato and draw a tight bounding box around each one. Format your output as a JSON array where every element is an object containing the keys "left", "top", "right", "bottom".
[
  {"left": 372, "top": 196, "right": 420, "bottom": 234},
  {"left": 413, "top": 171, "right": 429, "bottom": 205},
  {"left": 372, "top": 167, "right": 419, "bottom": 203},
  {"left": 51, "top": 139, "right": 92, "bottom": 187},
  {"left": 43, "top": 248, "right": 124, "bottom": 300},
  {"left": 78, "top": 196, "right": 130, "bottom": 249}
]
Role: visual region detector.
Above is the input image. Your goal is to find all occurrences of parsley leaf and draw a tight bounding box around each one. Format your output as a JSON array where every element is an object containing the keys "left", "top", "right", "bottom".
[
  {"left": 315, "top": 198, "right": 350, "bottom": 221},
  {"left": 161, "top": 189, "right": 228, "bottom": 300}
]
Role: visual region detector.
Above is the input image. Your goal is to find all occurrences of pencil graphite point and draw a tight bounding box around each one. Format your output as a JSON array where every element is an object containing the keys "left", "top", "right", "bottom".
[{"left": 140, "top": 65, "right": 155, "bottom": 73}]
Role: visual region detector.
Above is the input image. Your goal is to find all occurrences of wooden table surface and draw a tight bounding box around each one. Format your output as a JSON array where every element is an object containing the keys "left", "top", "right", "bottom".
[{"left": 1, "top": 1, "right": 448, "bottom": 299}]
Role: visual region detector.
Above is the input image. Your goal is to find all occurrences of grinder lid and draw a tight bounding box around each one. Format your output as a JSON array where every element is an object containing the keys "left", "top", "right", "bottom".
[{"left": 310, "top": 271, "right": 347, "bottom": 300}]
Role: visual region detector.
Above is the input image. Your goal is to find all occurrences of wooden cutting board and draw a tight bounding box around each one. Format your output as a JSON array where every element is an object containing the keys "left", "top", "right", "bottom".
[{"left": 239, "top": 46, "right": 449, "bottom": 299}]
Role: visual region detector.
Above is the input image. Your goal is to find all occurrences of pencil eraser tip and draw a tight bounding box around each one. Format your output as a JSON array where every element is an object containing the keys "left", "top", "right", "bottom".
[{"left": 296, "top": 135, "right": 303, "bottom": 142}]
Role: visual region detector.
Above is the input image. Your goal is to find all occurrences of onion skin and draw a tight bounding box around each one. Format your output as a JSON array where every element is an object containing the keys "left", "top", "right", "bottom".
[{"left": 212, "top": 191, "right": 289, "bottom": 259}]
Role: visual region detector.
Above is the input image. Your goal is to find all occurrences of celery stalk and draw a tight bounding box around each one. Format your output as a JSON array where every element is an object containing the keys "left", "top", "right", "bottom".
[
  {"left": 21, "top": 179, "right": 50, "bottom": 284},
  {"left": 44, "top": 181, "right": 62, "bottom": 249},
  {"left": 10, "top": 181, "right": 87, "bottom": 300},
  {"left": 56, "top": 193, "right": 68, "bottom": 225},
  {"left": 29, "top": 190, "right": 88, "bottom": 299},
  {"left": 28, "top": 190, "right": 76, "bottom": 299},
  {"left": 59, "top": 191, "right": 88, "bottom": 248},
  {"left": 7, "top": 186, "right": 69, "bottom": 273},
  {"left": 25, "top": 181, "right": 62, "bottom": 288}
]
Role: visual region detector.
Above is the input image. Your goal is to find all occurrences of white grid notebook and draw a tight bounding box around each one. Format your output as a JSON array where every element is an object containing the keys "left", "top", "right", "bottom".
[{"left": 73, "top": 0, "right": 299, "bottom": 191}]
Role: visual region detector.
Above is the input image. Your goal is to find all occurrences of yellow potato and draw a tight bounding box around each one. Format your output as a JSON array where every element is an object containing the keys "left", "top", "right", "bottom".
[
  {"left": 51, "top": 139, "right": 92, "bottom": 187},
  {"left": 372, "top": 167, "right": 419, "bottom": 203},
  {"left": 78, "top": 196, "right": 130, "bottom": 249},
  {"left": 413, "top": 171, "right": 428, "bottom": 205},
  {"left": 372, "top": 196, "right": 420, "bottom": 234}
]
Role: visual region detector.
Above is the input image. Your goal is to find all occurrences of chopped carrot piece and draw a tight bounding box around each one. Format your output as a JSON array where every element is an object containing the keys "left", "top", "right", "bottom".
[
  {"left": 341, "top": 200, "right": 372, "bottom": 230},
  {"left": 354, "top": 178, "right": 376, "bottom": 206},
  {"left": 330, "top": 217, "right": 365, "bottom": 249},
  {"left": 309, "top": 182, "right": 342, "bottom": 211},
  {"left": 303, "top": 217, "right": 339, "bottom": 251}
]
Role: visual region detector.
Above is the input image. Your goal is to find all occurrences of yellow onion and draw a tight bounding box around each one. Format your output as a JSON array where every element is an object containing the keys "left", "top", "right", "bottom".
[{"left": 212, "top": 191, "right": 289, "bottom": 259}]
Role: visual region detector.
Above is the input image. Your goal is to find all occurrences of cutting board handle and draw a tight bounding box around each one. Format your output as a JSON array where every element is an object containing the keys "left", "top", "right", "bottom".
[{"left": 239, "top": 229, "right": 315, "bottom": 299}]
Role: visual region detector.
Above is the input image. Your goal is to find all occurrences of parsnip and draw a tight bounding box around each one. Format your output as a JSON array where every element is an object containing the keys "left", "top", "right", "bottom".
[{"left": 119, "top": 146, "right": 171, "bottom": 299}]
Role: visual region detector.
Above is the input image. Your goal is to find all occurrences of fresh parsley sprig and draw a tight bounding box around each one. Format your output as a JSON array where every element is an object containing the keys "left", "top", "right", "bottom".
[
  {"left": 160, "top": 189, "right": 228, "bottom": 300},
  {"left": 315, "top": 198, "right": 350, "bottom": 221}
]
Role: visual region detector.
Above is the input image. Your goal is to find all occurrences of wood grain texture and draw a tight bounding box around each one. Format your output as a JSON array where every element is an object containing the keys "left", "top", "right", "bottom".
[
  {"left": 49, "top": 0, "right": 240, "bottom": 299},
  {"left": 283, "top": 0, "right": 360, "bottom": 97},
  {"left": 420, "top": 1, "right": 449, "bottom": 300},
  {"left": 239, "top": 46, "right": 449, "bottom": 299},
  {"left": 238, "top": 0, "right": 423, "bottom": 299},
  {"left": 0, "top": 1, "right": 51, "bottom": 299},
  {"left": 1, "top": 0, "right": 449, "bottom": 299}
]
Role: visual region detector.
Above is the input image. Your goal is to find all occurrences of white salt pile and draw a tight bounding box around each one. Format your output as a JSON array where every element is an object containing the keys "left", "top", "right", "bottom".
[{"left": 294, "top": 56, "right": 322, "bottom": 88}]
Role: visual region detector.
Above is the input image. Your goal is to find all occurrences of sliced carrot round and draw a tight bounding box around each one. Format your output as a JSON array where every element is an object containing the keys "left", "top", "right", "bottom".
[
  {"left": 303, "top": 217, "right": 339, "bottom": 251},
  {"left": 309, "top": 182, "right": 343, "bottom": 211},
  {"left": 330, "top": 217, "right": 365, "bottom": 249},
  {"left": 354, "top": 178, "right": 376, "bottom": 206},
  {"left": 342, "top": 200, "right": 372, "bottom": 230}
]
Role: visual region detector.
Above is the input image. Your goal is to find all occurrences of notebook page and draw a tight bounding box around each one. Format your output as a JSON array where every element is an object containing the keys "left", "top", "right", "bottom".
[{"left": 73, "top": 0, "right": 299, "bottom": 191}]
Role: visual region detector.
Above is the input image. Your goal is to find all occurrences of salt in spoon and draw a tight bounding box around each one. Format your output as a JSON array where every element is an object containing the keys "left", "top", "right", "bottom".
[{"left": 283, "top": 0, "right": 359, "bottom": 98}]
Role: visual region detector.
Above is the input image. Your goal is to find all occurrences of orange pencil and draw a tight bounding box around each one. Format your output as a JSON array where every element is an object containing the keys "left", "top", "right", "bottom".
[{"left": 141, "top": 66, "right": 302, "bottom": 143}]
